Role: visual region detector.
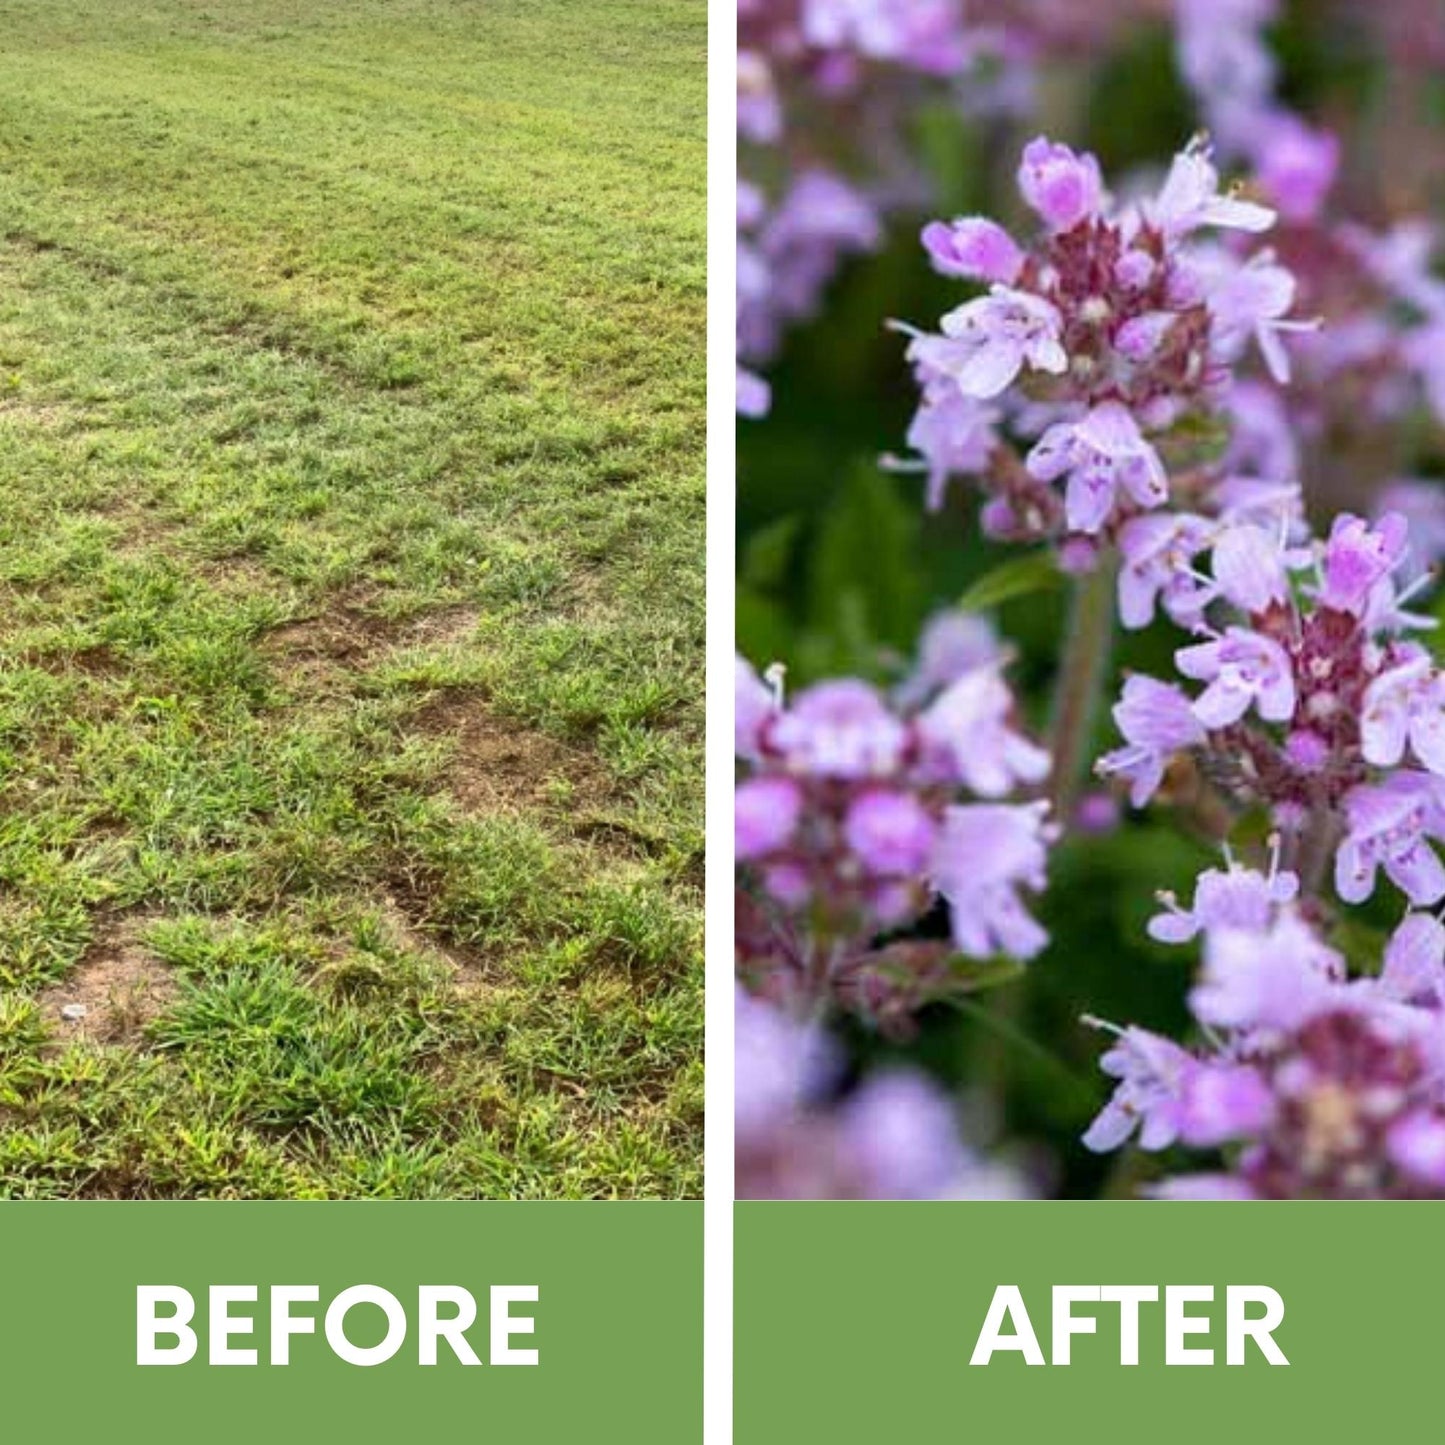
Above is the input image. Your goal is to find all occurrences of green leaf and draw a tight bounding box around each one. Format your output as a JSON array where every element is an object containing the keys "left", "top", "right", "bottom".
[
  {"left": 808, "top": 464, "right": 923, "bottom": 653},
  {"left": 740, "top": 514, "right": 801, "bottom": 591},
  {"left": 958, "top": 551, "right": 1061, "bottom": 614},
  {"left": 1327, "top": 916, "right": 1390, "bottom": 977},
  {"left": 943, "top": 953, "right": 1027, "bottom": 994},
  {"left": 735, "top": 585, "right": 793, "bottom": 669}
]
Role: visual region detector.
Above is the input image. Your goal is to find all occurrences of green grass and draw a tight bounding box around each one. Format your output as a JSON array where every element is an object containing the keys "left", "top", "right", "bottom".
[{"left": 0, "top": 0, "right": 704, "bottom": 1197}]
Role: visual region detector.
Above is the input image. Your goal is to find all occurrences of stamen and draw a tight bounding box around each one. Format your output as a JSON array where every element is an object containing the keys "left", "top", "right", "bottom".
[
  {"left": 1096, "top": 744, "right": 1147, "bottom": 775},
  {"left": 763, "top": 662, "right": 787, "bottom": 708},
  {"left": 1393, "top": 564, "right": 1439, "bottom": 610},
  {"left": 879, "top": 453, "right": 927, "bottom": 474}
]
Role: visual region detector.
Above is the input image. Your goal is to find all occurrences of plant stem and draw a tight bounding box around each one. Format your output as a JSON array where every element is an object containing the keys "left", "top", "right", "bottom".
[
  {"left": 1295, "top": 806, "right": 1343, "bottom": 904},
  {"left": 975, "top": 560, "right": 1117, "bottom": 1100},
  {"left": 1048, "top": 555, "right": 1119, "bottom": 828}
]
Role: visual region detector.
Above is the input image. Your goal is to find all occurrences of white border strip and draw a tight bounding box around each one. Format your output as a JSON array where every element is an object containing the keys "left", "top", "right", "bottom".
[{"left": 703, "top": 0, "right": 737, "bottom": 1437}]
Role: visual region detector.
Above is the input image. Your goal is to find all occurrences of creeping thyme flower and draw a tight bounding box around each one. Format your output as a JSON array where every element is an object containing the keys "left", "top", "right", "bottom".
[
  {"left": 735, "top": 988, "right": 1029, "bottom": 1199},
  {"left": 933, "top": 801, "right": 1053, "bottom": 959},
  {"left": 1081, "top": 1023, "right": 1201, "bottom": 1153},
  {"left": 1173, "top": 0, "right": 1339, "bottom": 226},
  {"left": 1097, "top": 675, "right": 1207, "bottom": 807},
  {"left": 894, "top": 608, "right": 1002, "bottom": 708},
  {"left": 1360, "top": 649, "right": 1445, "bottom": 774},
  {"left": 1334, "top": 772, "right": 1445, "bottom": 907},
  {"left": 734, "top": 632, "right": 1055, "bottom": 1030},
  {"left": 1026, "top": 402, "right": 1168, "bottom": 535},
  {"left": 738, "top": 171, "right": 883, "bottom": 392},
  {"left": 1017, "top": 137, "right": 1106, "bottom": 233},
  {"left": 923, "top": 216, "right": 1024, "bottom": 284},
  {"left": 1086, "top": 876, "right": 1445, "bottom": 1199},
  {"left": 1195, "top": 247, "right": 1312, "bottom": 383},
  {"left": 1116, "top": 512, "right": 1217, "bottom": 629},
  {"left": 1146, "top": 839, "right": 1299, "bottom": 943},
  {"left": 1175, "top": 626, "right": 1297, "bottom": 727},
  {"left": 737, "top": 0, "right": 1009, "bottom": 415},
  {"left": 1098, "top": 509, "right": 1445, "bottom": 908},
  {"left": 1318, "top": 511, "right": 1408, "bottom": 614},
  {"left": 1374, "top": 481, "right": 1445, "bottom": 583},
  {"left": 1253, "top": 114, "right": 1340, "bottom": 226},
  {"left": 897, "top": 134, "right": 1308, "bottom": 551},
  {"left": 936, "top": 286, "right": 1067, "bottom": 398},
  {"left": 735, "top": 655, "right": 779, "bottom": 760},
  {"left": 1147, "top": 143, "right": 1275, "bottom": 239}
]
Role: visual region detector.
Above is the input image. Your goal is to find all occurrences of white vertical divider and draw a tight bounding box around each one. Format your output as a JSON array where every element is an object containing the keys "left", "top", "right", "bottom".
[{"left": 704, "top": 0, "right": 738, "bottom": 1439}]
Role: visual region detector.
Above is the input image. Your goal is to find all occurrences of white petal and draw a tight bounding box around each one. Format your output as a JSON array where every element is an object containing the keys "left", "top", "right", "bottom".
[
  {"left": 1257, "top": 324, "right": 1292, "bottom": 384},
  {"left": 952, "top": 342, "right": 1023, "bottom": 399},
  {"left": 1362, "top": 699, "right": 1409, "bottom": 767},
  {"left": 1192, "top": 678, "right": 1251, "bottom": 728},
  {"left": 1334, "top": 840, "right": 1375, "bottom": 905},
  {"left": 1411, "top": 708, "right": 1445, "bottom": 775},
  {"left": 1202, "top": 195, "right": 1276, "bottom": 233}
]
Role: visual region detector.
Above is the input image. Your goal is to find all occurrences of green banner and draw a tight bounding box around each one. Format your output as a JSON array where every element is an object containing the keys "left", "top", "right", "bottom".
[
  {"left": 0, "top": 1202, "right": 700, "bottom": 1441},
  {"left": 736, "top": 1202, "right": 1428, "bottom": 1440}
]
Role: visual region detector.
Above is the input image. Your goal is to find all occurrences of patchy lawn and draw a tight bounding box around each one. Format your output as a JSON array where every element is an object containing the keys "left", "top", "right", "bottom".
[{"left": 0, "top": 0, "right": 704, "bottom": 1196}]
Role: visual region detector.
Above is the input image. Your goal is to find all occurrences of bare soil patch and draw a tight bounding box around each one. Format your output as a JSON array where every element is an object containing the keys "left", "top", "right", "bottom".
[
  {"left": 346, "top": 891, "right": 508, "bottom": 999},
  {"left": 262, "top": 601, "right": 478, "bottom": 690},
  {"left": 37, "top": 917, "right": 177, "bottom": 1046},
  {"left": 412, "top": 690, "right": 611, "bottom": 817}
]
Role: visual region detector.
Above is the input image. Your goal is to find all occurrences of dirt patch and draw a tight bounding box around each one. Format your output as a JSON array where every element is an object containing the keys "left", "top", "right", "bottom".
[
  {"left": 262, "top": 601, "right": 478, "bottom": 690},
  {"left": 37, "top": 918, "right": 177, "bottom": 1046},
  {"left": 0, "top": 397, "right": 70, "bottom": 429},
  {"left": 412, "top": 691, "right": 610, "bottom": 817},
  {"left": 347, "top": 892, "right": 506, "bottom": 999},
  {"left": 15, "top": 642, "right": 123, "bottom": 680},
  {"left": 263, "top": 608, "right": 391, "bottom": 683},
  {"left": 195, "top": 553, "right": 284, "bottom": 598}
]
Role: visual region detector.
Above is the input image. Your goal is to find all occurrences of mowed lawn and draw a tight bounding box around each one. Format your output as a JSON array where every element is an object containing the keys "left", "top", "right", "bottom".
[{"left": 0, "top": 0, "right": 704, "bottom": 1196}]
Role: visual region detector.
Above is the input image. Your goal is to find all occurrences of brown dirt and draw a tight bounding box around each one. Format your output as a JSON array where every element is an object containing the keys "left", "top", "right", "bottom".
[
  {"left": 411, "top": 690, "right": 610, "bottom": 817},
  {"left": 261, "top": 600, "right": 479, "bottom": 690},
  {"left": 14, "top": 642, "right": 123, "bottom": 680},
  {"left": 37, "top": 917, "right": 178, "bottom": 1047},
  {"left": 346, "top": 892, "right": 507, "bottom": 999},
  {"left": 0, "top": 397, "right": 69, "bottom": 428}
]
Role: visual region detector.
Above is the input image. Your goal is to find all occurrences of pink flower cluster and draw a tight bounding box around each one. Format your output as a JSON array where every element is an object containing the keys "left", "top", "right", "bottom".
[
  {"left": 736, "top": 1, "right": 1445, "bottom": 1200},
  {"left": 1286, "top": 221, "right": 1445, "bottom": 454},
  {"left": 737, "top": 0, "right": 998, "bottom": 417},
  {"left": 735, "top": 630, "right": 1055, "bottom": 1027},
  {"left": 1172, "top": 0, "right": 1445, "bottom": 478},
  {"left": 736, "top": 987, "right": 1029, "bottom": 1198},
  {"left": 1174, "top": 0, "right": 1339, "bottom": 226},
  {"left": 1098, "top": 508, "right": 1445, "bottom": 909},
  {"left": 898, "top": 135, "right": 1311, "bottom": 547},
  {"left": 1086, "top": 858, "right": 1445, "bottom": 1198}
]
